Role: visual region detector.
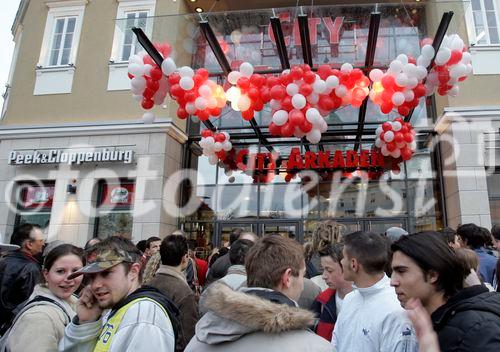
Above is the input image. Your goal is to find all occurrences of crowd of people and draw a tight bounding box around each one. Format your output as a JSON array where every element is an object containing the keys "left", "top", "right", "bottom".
[{"left": 0, "top": 221, "right": 499, "bottom": 351}]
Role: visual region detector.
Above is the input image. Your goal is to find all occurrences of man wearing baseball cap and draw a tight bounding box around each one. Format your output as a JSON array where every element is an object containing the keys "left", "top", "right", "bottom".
[{"left": 59, "top": 236, "right": 179, "bottom": 352}]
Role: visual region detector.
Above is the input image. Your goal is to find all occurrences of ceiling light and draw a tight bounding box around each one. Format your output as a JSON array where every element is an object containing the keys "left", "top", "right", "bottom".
[
  {"left": 190, "top": 0, "right": 197, "bottom": 2},
  {"left": 195, "top": 7, "right": 203, "bottom": 13}
]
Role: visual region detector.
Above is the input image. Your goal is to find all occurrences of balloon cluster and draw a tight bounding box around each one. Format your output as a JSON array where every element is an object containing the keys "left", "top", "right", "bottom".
[
  {"left": 167, "top": 67, "right": 227, "bottom": 121},
  {"left": 369, "top": 54, "right": 427, "bottom": 116},
  {"left": 128, "top": 44, "right": 172, "bottom": 122},
  {"left": 375, "top": 117, "right": 416, "bottom": 161},
  {"left": 225, "top": 62, "right": 269, "bottom": 120},
  {"left": 199, "top": 129, "right": 233, "bottom": 164},
  {"left": 424, "top": 34, "right": 472, "bottom": 97},
  {"left": 267, "top": 63, "right": 369, "bottom": 144}
]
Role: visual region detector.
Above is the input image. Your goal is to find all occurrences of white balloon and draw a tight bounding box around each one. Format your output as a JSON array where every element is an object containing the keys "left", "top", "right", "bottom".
[
  {"left": 142, "top": 112, "right": 155, "bottom": 124},
  {"left": 292, "top": 94, "right": 307, "bottom": 109},
  {"left": 415, "top": 66, "right": 428, "bottom": 80},
  {"left": 237, "top": 95, "right": 251, "bottom": 111},
  {"left": 407, "top": 77, "right": 419, "bottom": 89},
  {"left": 340, "top": 63, "right": 353, "bottom": 73},
  {"left": 161, "top": 58, "right": 177, "bottom": 75},
  {"left": 384, "top": 130, "right": 395, "bottom": 142},
  {"left": 213, "top": 142, "right": 223, "bottom": 152},
  {"left": 391, "top": 92, "right": 405, "bottom": 106},
  {"left": 403, "top": 64, "right": 418, "bottom": 77},
  {"left": 390, "top": 148, "right": 401, "bottom": 158},
  {"left": 286, "top": 83, "right": 299, "bottom": 96},
  {"left": 409, "top": 140, "right": 417, "bottom": 151},
  {"left": 375, "top": 138, "right": 383, "bottom": 148},
  {"left": 396, "top": 54, "right": 409, "bottom": 65},
  {"left": 273, "top": 110, "right": 289, "bottom": 126},
  {"left": 376, "top": 126, "right": 384, "bottom": 136},
  {"left": 143, "top": 64, "right": 153, "bottom": 76},
  {"left": 204, "top": 136, "right": 215, "bottom": 146},
  {"left": 306, "top": 108, "right": 320, "bottom": 124},
  {"left": 312, "top": 80, "right": 327, "bottom": 94},
  {"left": 369, "top": 69, "right": 384, "bottom": 82},
  {"left": 319, "top": 118, "right": 328, "bottom": 133},
  {"left": 307, "top": 93, "right": 319, "bottom": 104},
  {"left": 270, "top": 99, "right": 281, "bottom": 110},
  {"left": 335, "top": 85, "right": 347, "bottom": 97},
  {"left": 222, "top": 131, "right": 230, "bottom": 140},
  {"left": 396, "top": 142, "right": 406, "bottom": 149},
  {"left": 225, "top": 86, "right": 241, "bottom": 102},
  {"left": 403, "top": 90, "right": 415, "bottom": 102},
  {"left": 207, "top": 97, "right": 218, "bottom": 109},
  {"left": 306, "top": 129, "right": 322, "bottom": 144},
  {"left": 392, "top": 121, "right": 402, "bottom": 131},
  {"left": 128, "top": 63, "right": 144, "bottom": 76},
  {"left": 466, "top": 63, "right": 473, "bottom": 75},
  {"left": 450, "top": 35, "right": 464, "bottom": 51},
  {"left": 222, "top": 141, "right": 232, "bottom": 151},
  {"left": 395, "top": 73, "right": 409, "bottom": 87},
  {"left": 294, "top": 128, "right": 306, "bottom": 138},
  {"left": 389, "top": 60, "right": 404, "bottom": 73},
  {"left": 381, "top": 144, "right": 390, "bottom": 156},
  {"left": 461, "top": 51, "right": 472, "bottom": 65},
  {"left": 179, "top": 66, "right": 195, "bottom": 78},
  {"left": 228, "top": 71, "right": 242, "bottom": 85},
  {"left": 185, "top": 103, "right": 196, "bottom": 114},
  {"left": 448, "top": 85, "right": 459, "bottom": 97},
  {"left": 421, "top": 44, "right": 435, "bottom": 60},
  {"left": 239, "top": 62, "right": 254, "bottom": 77},
  {"left": 449, "top": 63, "right": 467, "bottom": 79},
  {"left": 417, "top": 55, "right": 431, "bottom": 68},
  {"left": 435, "top": 48, "right": 451, "bottom": 66},
  {"left": 133, "top": 94, "right": 143, "bottom": 102},
  {"left": 195, "top": 97, "right": 207, "bottom": 110},
  {"left": 130, "top": 76, "right": 146, "bottom": 90},
  {"left": 198, "top": 85, "right": 212, "bottom": 98},
  {"left": 208, "top": 155, "right": 219, "bottom": 165},
  {"left": 326, "top": 75, "right": 340, "bottom": 88},
  {"left": 129, "top": 55, "right": 143, "bottom": 65},
  {"left": 179, "top": 77, "right": 195, "bottom": 90}
]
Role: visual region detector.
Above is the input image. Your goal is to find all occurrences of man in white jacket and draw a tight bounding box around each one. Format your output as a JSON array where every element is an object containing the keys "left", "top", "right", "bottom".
[
  {"left": 59, "top": 236, "right": 176, "bottom": 352},
  {"left": 332, "top": 231, "right": 417, "bottom": 352}
]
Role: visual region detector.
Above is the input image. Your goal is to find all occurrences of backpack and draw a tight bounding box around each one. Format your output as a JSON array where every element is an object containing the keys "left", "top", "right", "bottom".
[{"left": 0, "top": 295, "right": 70, "bottom": 352}]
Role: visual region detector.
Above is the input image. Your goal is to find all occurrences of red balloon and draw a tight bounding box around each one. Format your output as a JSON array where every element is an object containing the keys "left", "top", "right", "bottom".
[
  {"left": 143, "top": 56, "right": 154, "bottom": 66},
  {"left": 299, "top": 84, "right": 313, "bottom": 97},
  {"left": 143, "top": 87, "right": 155, "bottom": 99},
  {"left": 401, "top": 148, "right": 413, "bottom": 161},
  {"left": 237, "top": 77, "right": 250, "bottom": 90},
  {"left": 248, "top": 87, "right": 260, "bottom": 100},
  {"left": 250, "top": 74, "right": 266, "bottom": 87},
  {"left": 201, "top": 129, "right": 214, "bottom": 138},
  {"left": 400, "top": 125, "right": 409, "bottom": 134},
  {"left": 281, "top": 122, "right": 295, "bottom": 137},
  {"left": 242, "top": 109, "right": 254, "bottom": 121},
  {"left": 380, "top": 102, "right": 393, "bottom": 114},
  {"left": 352, "top": 98, "right": 363, "bottom": 108},
  {"left": 150, "top": 67, "right": 163, "bottom": 81},
  {"left": 266, "top": 76, "right": 280, "bottom": 87},
  {"left": 177, "top": 107, "right": 189, "bottom": 119},
  {"left": 300, "top": 119, "right": 313, "bottom": 133},
  {"left": 269, "top": 122, "right": 281, "bottom": 135},
  {"left": 404, "top": 133, "right": 413, "bottom": 143},
  {"left": 398, "top": 105, "right": 411, "bottom": 117},
  {"left": 270, "top": 85, "right": 286, "bottom": 100},
  {"left": 350, "top": 68, "right": 363, "bottom": 81},
  {"left": 184, "top": 91, "right": 197, "bottom": 102},
  {"left": 303, "top": 71, "right": 316, "bottom": 84},
  {"left": 290, "top": 66, "right": 304, "bottom": 80},
  {"left": 197, "top": 110, "right": 209, "bottom": 121},
  {"left": 193, "top": 74, "right": 204, "bottom": 86},
  {"left": 318, "top": 96, "right": 334, "bottom": 111},
  {"left": 387, "top": 142, "right": 396, "bottom": 152},
  {"left": 141, "top": 98, "right": 154, "bottom": 110},
  {"left": 252, "top": 99, "right": 264, "bottom": 112},
  {"left": 146, "top": 79, "right": 159, "bottom": 92},
  {"left": 210, "top": 107, "right": 222, "bottom": 117},
  {"left": 317, "top": 64, "right": 332, "bottom": 80},
  {"left": 289, "top": 109, "right": 305, "bottom": 126},
  {"left": 168, "top": 73, "right": 181, "bottom": 85},
  {"left": 394, "top": 132, "right": 404, "bottom": 143},
  {"left": 448, "top": 50, "right": 463, "bottom": 65},
  {"left": 260, "top": 87, "right": 270, "bottom": 103},
  {"left": 414, "top": 84, "right": 426, "bottom": 98},
  {"left": 382, "top": 122, "right": 393, "bottom": 131},
  {"left": 438, "top": 71, "right": 450, "bottom": 84},
  {"left": 128, "top": 73, "right": 134, "bottom": 79},
  {"left": 281, "top": 96, "right": 293, "bottom": 111},
  {"left": 215, "top": 133, "right": 226, "bottom": 142},
  {"left": 197, "top": 68, "right": 209, "bottom": 80},
  {"left": 381, "top": 75, "right": 396, "bottom": 90}
]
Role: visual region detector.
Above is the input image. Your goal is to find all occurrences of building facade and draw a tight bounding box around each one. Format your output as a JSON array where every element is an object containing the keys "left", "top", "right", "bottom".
[{"left": 0, "top": 0, "right": 499, "bottom": 248}]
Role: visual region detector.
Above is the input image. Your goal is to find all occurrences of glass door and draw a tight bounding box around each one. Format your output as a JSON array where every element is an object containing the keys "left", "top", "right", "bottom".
[
  {"left": 261, "top": 222, "right": 300, "bottom": 241},
  {"left": 218, "top": 222, "right": 256, "bottom": 246},
  {"left": 366, "top": 218, "right": 408, "bottom": 235}
]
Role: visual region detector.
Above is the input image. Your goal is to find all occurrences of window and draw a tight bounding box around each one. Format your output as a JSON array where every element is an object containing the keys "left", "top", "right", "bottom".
[
  {"left": 38, "top": 1, "right": 87, "bottom": 67},
  {"left": 110, "top": 0, "right": 156, "bottom": 63},
  {"left": 487, "top": 171, "right": 500, "bottom": 225},
  {"left": 94, "top": 180, "right": 135, "bottom": 239},
  {"left": 471, "top": 0, "right": 500, "bottom": 44},
  {"left": 49, "top": 17, "right": 76, "bottom": 66},
  {"left": 15, "top": 182, "right": 55, "bottom": 230}
]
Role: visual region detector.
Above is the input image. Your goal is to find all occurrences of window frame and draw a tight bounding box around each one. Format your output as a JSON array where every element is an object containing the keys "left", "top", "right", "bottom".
[
  {"left": 38, "top": 1, "right": 87, "bottom": 68},
  {"left": 467, "top": 0, "right": 500, "bottom": 46},
  {"left": 110, "top": 0, "right": 156, "bottom": 63}
]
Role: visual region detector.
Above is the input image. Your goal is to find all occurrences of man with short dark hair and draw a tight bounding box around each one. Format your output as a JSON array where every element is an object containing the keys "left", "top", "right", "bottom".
[
  {"left": 59, "top": 236, "right": 177, "bottom": 351},
  {"left": 311, "top": 243, "right": 353, "bottom": 341},
  {"left": 148, "top": 234, "right": 199, "bottom": 352},
  {"left": 391, "top": 231, "right": 500, "bottom": 351},
  {"left": 145, "top": 236, "right": 162, "bottom": 257},
  {"left": 333, "top": 231, "right": 417, "bottom": 351},
  {"left": 492, "top": 224, "right": 500, "bottom": 250},
  {"left": 186, "top": 235, "right": 331, "bottom": 351},
  {"left": 439, "top": 227, "right": 461, "bottom": 249},
  {"left": 457, "top": 223, "right": 497, "bottom": 284},
  {"left": 0, "top": 223, "right": 44, "bottom": 332}
]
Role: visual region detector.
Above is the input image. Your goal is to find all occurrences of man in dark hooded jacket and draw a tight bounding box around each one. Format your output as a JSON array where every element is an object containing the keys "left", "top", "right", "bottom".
[{"left": 391, "top": 232, "right": 500, "bottom": 351}]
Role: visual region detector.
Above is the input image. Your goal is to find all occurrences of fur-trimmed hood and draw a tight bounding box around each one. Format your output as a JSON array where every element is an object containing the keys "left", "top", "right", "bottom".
[{"left": 195, "top": 283, "right": 316, "bottom": 345}]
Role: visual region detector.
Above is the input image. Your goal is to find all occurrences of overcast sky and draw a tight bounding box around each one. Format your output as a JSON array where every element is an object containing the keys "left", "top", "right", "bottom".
[{"left": 1, "top": 0, "right": 22, "bottom": 100}]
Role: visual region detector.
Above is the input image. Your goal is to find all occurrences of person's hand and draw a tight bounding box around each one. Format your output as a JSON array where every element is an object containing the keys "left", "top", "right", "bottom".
[
  {"left": 406, "top": 298, "right": 440, "bottom": 352},
  {"left": 464, "top": 268, "right": 482, "bottom": 287},
  {"left": 76, "top": 285, "right": 103, "bottom": 323}
]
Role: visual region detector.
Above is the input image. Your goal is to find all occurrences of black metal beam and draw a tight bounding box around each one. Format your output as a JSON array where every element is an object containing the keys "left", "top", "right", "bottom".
[
  {"left": 131, "top": 27, "right": 163, "bottom": 67},
  {"left": 199, "top": 21, "right": 231, "bottom": 76},
  {"left": 404, "top": 11, "right": 454, "bottom": 123},
  {"left": 298, "top": 15, "right": 313, "bottom": 67},
  {"left": 270, "top": 17, "right": 290, "bottom": 70},
  {"left": 353, "top": 12, "right": 381, "bottom": 152}
]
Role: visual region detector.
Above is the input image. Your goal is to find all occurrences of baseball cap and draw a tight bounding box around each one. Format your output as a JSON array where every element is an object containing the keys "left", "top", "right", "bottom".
[{"left": 68, "top": 247, "right": 136, "bottom": 279}]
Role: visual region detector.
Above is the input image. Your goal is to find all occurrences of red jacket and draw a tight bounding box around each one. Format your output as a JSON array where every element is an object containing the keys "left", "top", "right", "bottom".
[
  {"left": 194, "top": 258, "right": 208, "bottom": 287},
  {"left": 311, "top": 288, "right": 338, "bottom": 341}
]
